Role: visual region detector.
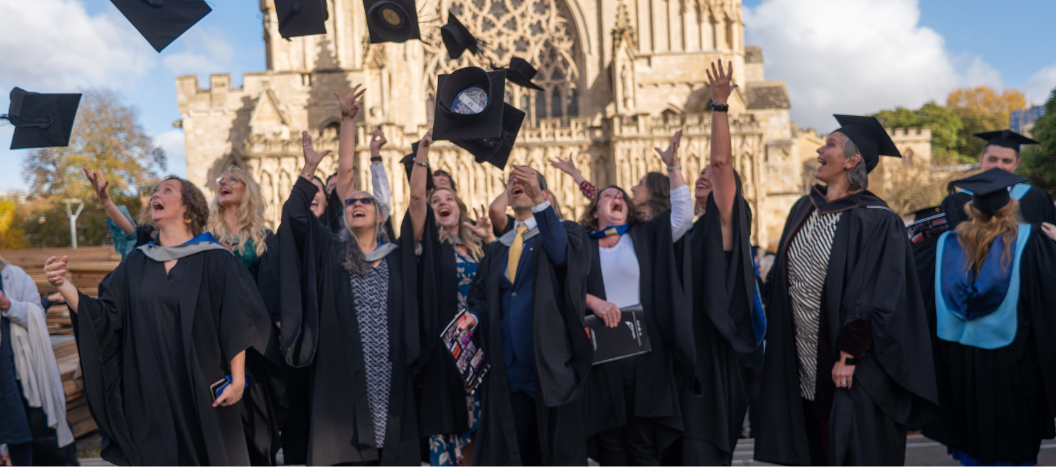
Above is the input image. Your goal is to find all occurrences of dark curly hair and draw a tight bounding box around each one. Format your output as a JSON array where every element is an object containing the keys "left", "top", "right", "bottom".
[
  {"left": 151, "top": 176, "right": 209, "bottom": 238},
  {"left": 637, "top": 172, "right": 671, "bottom": 221},
  {"left": 578, "top": 185, "right": 643, "bottom": 233}
]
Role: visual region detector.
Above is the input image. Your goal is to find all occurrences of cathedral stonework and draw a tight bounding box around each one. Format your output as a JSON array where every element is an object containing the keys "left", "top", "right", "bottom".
[{"left": 177, "top": 0, "right": 807, "bottom": 246}]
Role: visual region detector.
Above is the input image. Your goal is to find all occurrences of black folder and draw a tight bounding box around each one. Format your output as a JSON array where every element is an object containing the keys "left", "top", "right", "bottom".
[{"left": 584, "top": 305, "right": 652, "bottom": 365}]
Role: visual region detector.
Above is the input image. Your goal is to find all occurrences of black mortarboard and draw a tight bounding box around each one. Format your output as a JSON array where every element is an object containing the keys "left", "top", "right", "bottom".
[
  {"left": 951, "top": 168, "right": 1029, "bottom": 216},
  {"left": 399, "top": 141, "right": 435, "bottom": 189},
  {"left": 974, "top": 130, "right": 1039, "bottom": 152},
  {"left": 501, "top": 57, "right": 543, "bottom": 91},
  {"left": 910, "top": 206, "right": 941, "bottom": 222},
  {"left": 833, "top": 114, "right": 902, "bottom": 173},
  {"left": 274, "top": 0, "right": 329, "bottom": 39},
  {"left": 451, "top": 103, "right": 525, "bottom": 170},
  {"left": 432, "top": 67, "right": 506, "bottom": 141},
  {"left": 440, "top": 12, "right": 481, "bottom": 59},
  {"left": 364, "top": 0, "right": 420, "bottom": 43},
  {"left": 110, "top": 0, "right": 212, "bottom": 52},
  {"left": 2, "top": 88, "right": 81, "bottom": 150}
]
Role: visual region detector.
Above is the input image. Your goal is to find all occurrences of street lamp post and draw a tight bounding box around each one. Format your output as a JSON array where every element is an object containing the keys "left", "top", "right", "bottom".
[{"left": 63, "top": 199, "right": 84, "bottom": 249}]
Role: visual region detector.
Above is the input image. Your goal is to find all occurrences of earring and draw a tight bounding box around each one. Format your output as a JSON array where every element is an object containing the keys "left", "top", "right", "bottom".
[{"left": 185, "top": 218, "right": 192, "bottom": 224}]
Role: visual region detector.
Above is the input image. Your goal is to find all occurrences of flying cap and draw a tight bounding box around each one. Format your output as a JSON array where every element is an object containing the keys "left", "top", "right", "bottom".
[
  {"left": 451, "top": 103, "right": 525, "bottom": 170},
  {"left": 910, "top": 206, "right": 940, "bottom": 222},
  {"left": 951, "top": 168, "right": 1029, "bottom": 216},
  {"left": 432, "top": 67, "right": 506, "bottom": 141},
  {"left": 974, "top": 130, "right": 1039, "bottom": 152},
  {"left": 2, "top": 88, "right": 81, "bottom": 150},
  {"left": 833, "top": 114, "right": 902, "bottom": 172},
  {"left": 440, "top": 12, "right": 482, "bottom": 59},
  {"left": 274, "top": 0, "right": 329, "bottom": 39},
  {"left": 399, "top": 141, "right": 435, "bottom": 190},
  {"left": 500, "top": 57, "right": 543, "bottom": 91},
  {"left": 364, "top": 0, "right": 420, "bottom": 43},
  {"left": 110, "top": 0, "right": 212, "bottom": 52}
]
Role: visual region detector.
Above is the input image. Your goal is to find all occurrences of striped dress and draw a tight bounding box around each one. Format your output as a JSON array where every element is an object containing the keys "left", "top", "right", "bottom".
[{"left": 787, "top": 209, "right": 841, "bottom": 400}]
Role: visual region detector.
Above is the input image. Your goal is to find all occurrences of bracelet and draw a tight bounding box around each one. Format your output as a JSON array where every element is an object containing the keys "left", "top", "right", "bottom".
[
  {"left": 843, "top": 357, "right": 858, "bottom": 366},
  {"left": 299, "top": 170, "right": 314, "bottom": 178},
  {"left": 666, "top": 164, "right": 682, "bottom": 172},
  {"left": 370, "top": 156, "right": 382, "bottom": 162},
  {"left": 414, "top": 159, "right": 429, "bottom": 167},
  {"left": 710, "top": 101, "right": 729, "bottom": 112}
]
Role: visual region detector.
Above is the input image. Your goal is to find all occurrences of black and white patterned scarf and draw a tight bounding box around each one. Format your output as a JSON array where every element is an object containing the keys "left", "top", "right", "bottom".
[
  {"left": 351, "top": 259, "right": 392, "bottom": 447},
  {"left": 787, "top": 209, "right": 840, "bottom": 400}
]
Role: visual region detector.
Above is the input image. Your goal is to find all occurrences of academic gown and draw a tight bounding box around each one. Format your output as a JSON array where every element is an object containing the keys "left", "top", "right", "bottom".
[
  {"left": 468, "top": 219, "right": 593, "bottom": 465},
  {"left": 939, "top": 186, "right": 1056, "bottom": 230},
  {"left": 582, "top": 211, "right": 694, "bottom": 456},
  {"left": 917, "top": 226, "right": 1056, "bottom": 464},
  {"left": 754, "top": 186, "right": 939, "bottom": 466},
  {"left": 275, "top": 177, "right": 429, "bottom": 465},
  {"left": 672, "top": 191, "right": 759, "bottom": 465},
  {"left": 70, "top": 247, "right": 274, "bottom": 466}
]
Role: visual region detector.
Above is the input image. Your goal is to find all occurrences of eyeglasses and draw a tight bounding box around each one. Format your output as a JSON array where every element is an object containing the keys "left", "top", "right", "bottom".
[
  {"left": 344, "top": 197, "right": 375, "bottom": 207},
  {"left": 215, "top": 176, "right": 240, "bottom": 186}
]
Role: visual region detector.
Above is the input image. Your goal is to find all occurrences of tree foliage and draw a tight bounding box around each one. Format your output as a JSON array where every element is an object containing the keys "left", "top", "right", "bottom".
[
  {"left": 874, "top": 158, "right": 961, "bottom": 216},
  {"left": 1018, "top": 88, "right": 1056, "bottom": 198},
  {"left": 946, "top": 87, "right": 1027, "bottom": 159},
  {"left": 874, "top": 101, "right": 965, "bottom": 165}
]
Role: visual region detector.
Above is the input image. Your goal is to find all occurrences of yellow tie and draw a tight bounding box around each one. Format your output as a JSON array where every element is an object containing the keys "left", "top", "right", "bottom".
[{"left": 508, "top": 224, "right": 528, "bottom": 283}]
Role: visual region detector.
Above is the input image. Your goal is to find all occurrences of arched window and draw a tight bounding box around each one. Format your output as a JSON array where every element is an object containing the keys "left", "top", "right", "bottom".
[
  {"left": 551, "top": 87, "right": 562, "bottom": 120},
  {"left": 536, "top": 87, "right": 548, "bottom": 119},
  {"left": 566, "top": 87, "right": 578, "bottom": 117}
]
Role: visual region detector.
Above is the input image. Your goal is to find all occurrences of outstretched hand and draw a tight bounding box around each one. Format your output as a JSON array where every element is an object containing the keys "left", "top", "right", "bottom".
[
  {"left": 301, "top": 131, "right": 332, "bottom": 175},
  {"left": 84, "top": 168, "right": 112, "bottom": 206},
  {"left": 334, "top": 84, "right": 367, "bottom": 119},
  {"left": 369, "top": 128, "right": 388, "bottom": 154},
  {"left": 463, "top": 205, "right": 496, "bottom": 244},
  {"left": 654, "top": 129, "right": 683, "bottom": 167},
  {"left": 549, "top": 152, "right": 579, "bottom": 176},
  {"left": 706, "top": 59, "right": 738, "bottom": 104}
]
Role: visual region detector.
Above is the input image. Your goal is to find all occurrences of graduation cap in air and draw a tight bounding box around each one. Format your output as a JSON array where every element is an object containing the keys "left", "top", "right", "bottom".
[
  {"left": 364, "top": 0, "right": 420, "bottom": 43},
  {"left": 910, "top": 206, "right": 941, "bottom": 222},
  {"left": 110, "top": 0, "right": 212, "bottom": 52},
  {"left": 451, "top": 103, "right": 525, "bottom": 170},
  {"left": 432, "top": 67, "right": 506, "bottom": 141},
  {"left": 2, "top": 88, "right": 81, "bottom": 150},
  {"left": 833, "top": 114, "right": 902, "bottom": 173},
  {"left": 274, "top": 0, "right": 329, "bottom": 39},
  {"left": 974, "top": 130, "right": 1039, "bottom": 152},
  {"left": 950, "top": 168, "right": 1029, "bottom": 216},
  {"left": 399, "top": 140, "right": 435, "bottom": 190},
  {"left": 499, "top": 57, "right": 544, "bottom": 91},
  {"left": 440, "top": 12, "right": 482, "bottom": 59}
]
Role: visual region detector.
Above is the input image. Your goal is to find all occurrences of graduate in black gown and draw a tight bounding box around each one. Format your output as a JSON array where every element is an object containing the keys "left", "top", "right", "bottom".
[
  {"left": 917, "top": 169, "right": 1056, "bottom": 466},
  {"left": 44, "top": 177, "right": 274, "bottom": 466},
  {"left": 578, "top": 130, "right": 694, "bottom": 465},
  {"left": 937, "top": 131, "right": 1056, "bottom": 230},
  {"left": 671, "top": 60, "right": 764, "bottom": 466},
  {"left": 466, "top": 165, "right": 593, "bottom": 465},
  {"left": 272, "top": 86, "right": 432, "bottom": 464},
  {"left": 753, "top": 115, "right": 938, "bottom": 465}
]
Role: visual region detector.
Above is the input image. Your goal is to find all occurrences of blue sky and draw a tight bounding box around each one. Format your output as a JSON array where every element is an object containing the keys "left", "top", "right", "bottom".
[{"left": 2, "top": 0, "right": 1055, "bottom": 191}]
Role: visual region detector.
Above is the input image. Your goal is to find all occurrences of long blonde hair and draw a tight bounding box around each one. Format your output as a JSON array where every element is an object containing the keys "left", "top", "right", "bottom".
[
  {"left": 958, "top": 199, "right": 1020, "bottom": 277},
  {"left": 208, "top": 165, "right": 268, "bottom": 256},
  {"left": 432, "top": 187, "right": 485, "bottom": 261}
]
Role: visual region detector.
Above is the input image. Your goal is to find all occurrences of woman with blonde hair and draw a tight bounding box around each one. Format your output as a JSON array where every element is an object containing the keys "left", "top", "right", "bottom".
[
  {"left": 920, "top": 168, "right": 1056, "bottom": 466},
  {"left": 208, "top": 164, "right": 272, "bottom": 279}
]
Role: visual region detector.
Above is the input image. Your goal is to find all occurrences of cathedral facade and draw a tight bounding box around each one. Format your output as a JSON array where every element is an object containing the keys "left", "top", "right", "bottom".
[{"left": 177, "top": 0, "right": 804, "bottom": 246}]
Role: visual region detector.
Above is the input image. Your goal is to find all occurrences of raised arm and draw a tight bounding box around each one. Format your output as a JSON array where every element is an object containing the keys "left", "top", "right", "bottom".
[
  {"left": 85, "top": 168, "right": 134, "bottom": 235},
  {"left": 368, "top": 129, "right": 393, "bottom": 219},
  {"left": 489, "top": 177, "right": 511, "bottom": 236},
  {"left": 409, "top": 130, "right": 434, "bottom": 241},
  {"left": 293, "top": 131, "right": 333, "bottom": 245},
  {"left": 515, "top": 165, "right": 568, "bottom": 265},
  {"left": 334, "top": 85, "right": 366, "bottom": 201},
  {"left": 549, "top": 151, "right": 597, "bottom": 199},
  {"left": 44, "top": 255, "right": 80, "bottom": 314},
  {"left": 654, "top": 130, "right": 692, "bottom": 241},
  {"left": 706, "top": 59, "right": 738, "bottom": 250}
]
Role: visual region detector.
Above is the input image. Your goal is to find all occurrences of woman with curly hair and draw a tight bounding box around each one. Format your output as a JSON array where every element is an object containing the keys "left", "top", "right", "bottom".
[
  {"left": 208, "top": 164, "right": 273, "bottom": 279},
  {"left": 43, "top": 177, "right": 273, "bottom": 465}
]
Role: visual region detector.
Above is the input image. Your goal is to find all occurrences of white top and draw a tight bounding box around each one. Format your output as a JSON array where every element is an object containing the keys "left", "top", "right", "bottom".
[
  {"left": 369, "top": 163, "right": 393, "bottom": 222},
  {"left": 599, "top": 234, "right": 641, "bottom": 308},
  {"left": 669, "top": 185, "right": 693, "bottom": 242}
]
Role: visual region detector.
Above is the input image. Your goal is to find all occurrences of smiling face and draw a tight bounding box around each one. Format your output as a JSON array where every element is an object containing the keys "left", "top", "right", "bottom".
[
  {"left": 433, "top": 173, "right": 453, "bottom": 191},
  {"left": 507, "top": 174, "right": 533, "bottom": 210},
  {"left": 695, "top": 166, "right": 712, "bottom": 201},
  {"left": 151, "top": 179, "right": 188, "bottom": 226},
  {"left": 631, "top": 176, "right": 650, "bottom": 208},
  {"left": 980, "top": 145, "right": 1020, "bottom": 172},
  {"left": 344, "top": 191, "right": 379, "bottom": 235},
  {"left": 310, "top": 179, "right": 327, "bottom": 218},
  {"left": 594, "top": 187, "right": 629, "bottom": 228},
  {"left": 430, "top": 188, "right": 462, "bottom": 231},
  {"left": 216, "top": 172, "right": 246, "bottom": 207},
  {"left": 815, "top": 131, "right": 856, "bottom": 185}
]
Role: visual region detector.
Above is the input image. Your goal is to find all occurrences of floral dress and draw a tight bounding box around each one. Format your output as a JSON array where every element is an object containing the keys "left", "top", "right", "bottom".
[{"left": 428, "top": 249, "right": 482, "bottom": 466}]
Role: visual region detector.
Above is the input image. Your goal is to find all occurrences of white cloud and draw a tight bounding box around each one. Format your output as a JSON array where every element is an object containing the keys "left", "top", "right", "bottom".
[
  {"left": 1024, "top": 63, "right": 1056, "bottom": 105},
  {"left": 154, "top": 129, "right": 188, "bottom": 178},
  {"left": 0, "top": 0, "right": 156, "bottom": 91},
  {"left": 161, "top": 26, "right": 235, "bottom": 77},
  {"left": 744, "top": 0, "right": 1001, "bottom": 130}
]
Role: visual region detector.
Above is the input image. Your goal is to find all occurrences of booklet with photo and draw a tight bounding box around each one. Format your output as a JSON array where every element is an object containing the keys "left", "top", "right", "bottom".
[
  {"left": 907, "top": 213, "right": 950, "bottom": 244},
  {"left": 583, "top": 304, "right": 652, "bottom": 365},
  {"left": 441, "top": 309, "right": 490, "bottom": 393}
]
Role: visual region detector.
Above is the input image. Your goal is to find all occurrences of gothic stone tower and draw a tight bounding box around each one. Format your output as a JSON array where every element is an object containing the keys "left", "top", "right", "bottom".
[{"left": 176, "top": 0, "right": 795, "bottom": 246}]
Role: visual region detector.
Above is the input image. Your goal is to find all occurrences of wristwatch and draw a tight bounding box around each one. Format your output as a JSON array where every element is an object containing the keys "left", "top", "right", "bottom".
[
  {"left": 710, "top": 101, "right": 729, "bottom": 112},
  {"left": 370, "top": 156, "right": 382, "bottom": 162},
  {"left": 843, "top": 356, "right": 858, "bottom": 366}
]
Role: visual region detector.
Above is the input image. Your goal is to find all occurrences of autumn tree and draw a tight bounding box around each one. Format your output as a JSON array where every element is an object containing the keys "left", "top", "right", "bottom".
[
  {"left": 946, "top": 86, "right": 1027, "bottom": 158},
  {"left": 874, "top": 158, "right": 962, "bottom": 217},
  {"left": 874, "top": 101, "right": 965, "bottom": 165},
  {"left": 1018, "top": 88, "right": 1056, "bottom": 198}
]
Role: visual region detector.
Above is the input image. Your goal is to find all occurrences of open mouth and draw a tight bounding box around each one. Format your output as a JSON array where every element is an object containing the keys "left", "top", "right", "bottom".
[
  {"left": 612, "top": 202, "right": 623, "bottom": 213},
  {"left": 311, "top": 200, "right": 319, "bottom": 206},
  {"left": 438, "top": 207, "right": 452, "bottom": 218},
  {"left": 152, "top": 200, "right": 164, "bottom": 211},
  {"left": 220, "top": 187, "right": 233, "bottom": 196},
  {"left": 510, "top": 187, "right": 525, "bottom": 197},
  {"left": 817, "top": 157, "right": 827, "bottom": 166},
  {"left": 352, "top": 211, "right": 367, "bottom": 218}
]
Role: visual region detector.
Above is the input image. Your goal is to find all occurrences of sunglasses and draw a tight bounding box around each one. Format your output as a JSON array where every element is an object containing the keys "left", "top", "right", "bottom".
[
  {"left": 344, "top": 197, "right": 375, "bottom": 207},
  {"left": 215, "top": 176, "right": 240, "bottom": 186}
]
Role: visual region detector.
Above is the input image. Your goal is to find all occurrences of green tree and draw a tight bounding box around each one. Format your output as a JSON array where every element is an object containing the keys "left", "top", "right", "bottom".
[
  {"left": 1018, "top": 88, "right": 1056, "bottom": 198},
  {"left": 946, "top": 86, "right": 1027, "bottom": 159},
  {"left": 873, "top": 101, "right": 965, "bottom": 165}
]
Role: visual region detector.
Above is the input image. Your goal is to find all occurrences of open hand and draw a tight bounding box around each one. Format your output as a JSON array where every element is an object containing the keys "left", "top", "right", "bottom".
[
  {"left": 334, "top": 84, "right": 367, "bottom": 119},
  {"left": 84, "top": 168, "right": 112, "bottom": 206},
  {"left": 706, "top": 59, "right": 738, "bottom": 104},
  {"left": 44, "top": 256, "right": 69, "bottom": 287},
  {"left": 212, "top": 379, "right": 245, "bottom": 408},
  {"left": 549, "top": 152, "right": 580, "bottom": 176},
  {"left": 654, "top": 130, "right": 683, "bottom": 167},
  {"left": 369, "top": 128, "right": 388, "bottom": 154},
  {"left": 511, "top": 165, "right": 544, "bottom": 205},
  {"left": 463, "top": 205, "right": 496, "bottom": 244},
  {"left": 301, "top": 131, "right": 332, "bottom": 172}
]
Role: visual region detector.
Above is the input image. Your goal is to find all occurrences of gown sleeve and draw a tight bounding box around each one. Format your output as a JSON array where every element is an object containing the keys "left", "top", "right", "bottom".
[
  {"left": 1020, "top": 226, "right": 1056, "bottom": 417},
  {"left": 217, "top": 256, "right": 275, "bottom": 364}
]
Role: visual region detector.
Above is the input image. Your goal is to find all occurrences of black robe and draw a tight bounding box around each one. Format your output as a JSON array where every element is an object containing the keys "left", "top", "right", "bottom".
[
  {"left": 754, "top": 187, "right": 939, "bottom": 465},
  {"left": 673, "top": 191, "right": 758, "bottom": 464},
  {"left": 940, "top": 185, "right": 1056, "bottom": 230},
  {"left": 582, "top": 211, "right": 694, "bottom": 455},
  {"left": 275, "top": 177, "right": 428, "bottom": 465},
  {"left": 70, "top": 248, "right": 273, "bottom": 465},
  {"left": 918, "top": 226, "right": 1056, "bottom": 463},
  {"left": 468, "top": 219, "right": 593, "bottom": 465}
]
